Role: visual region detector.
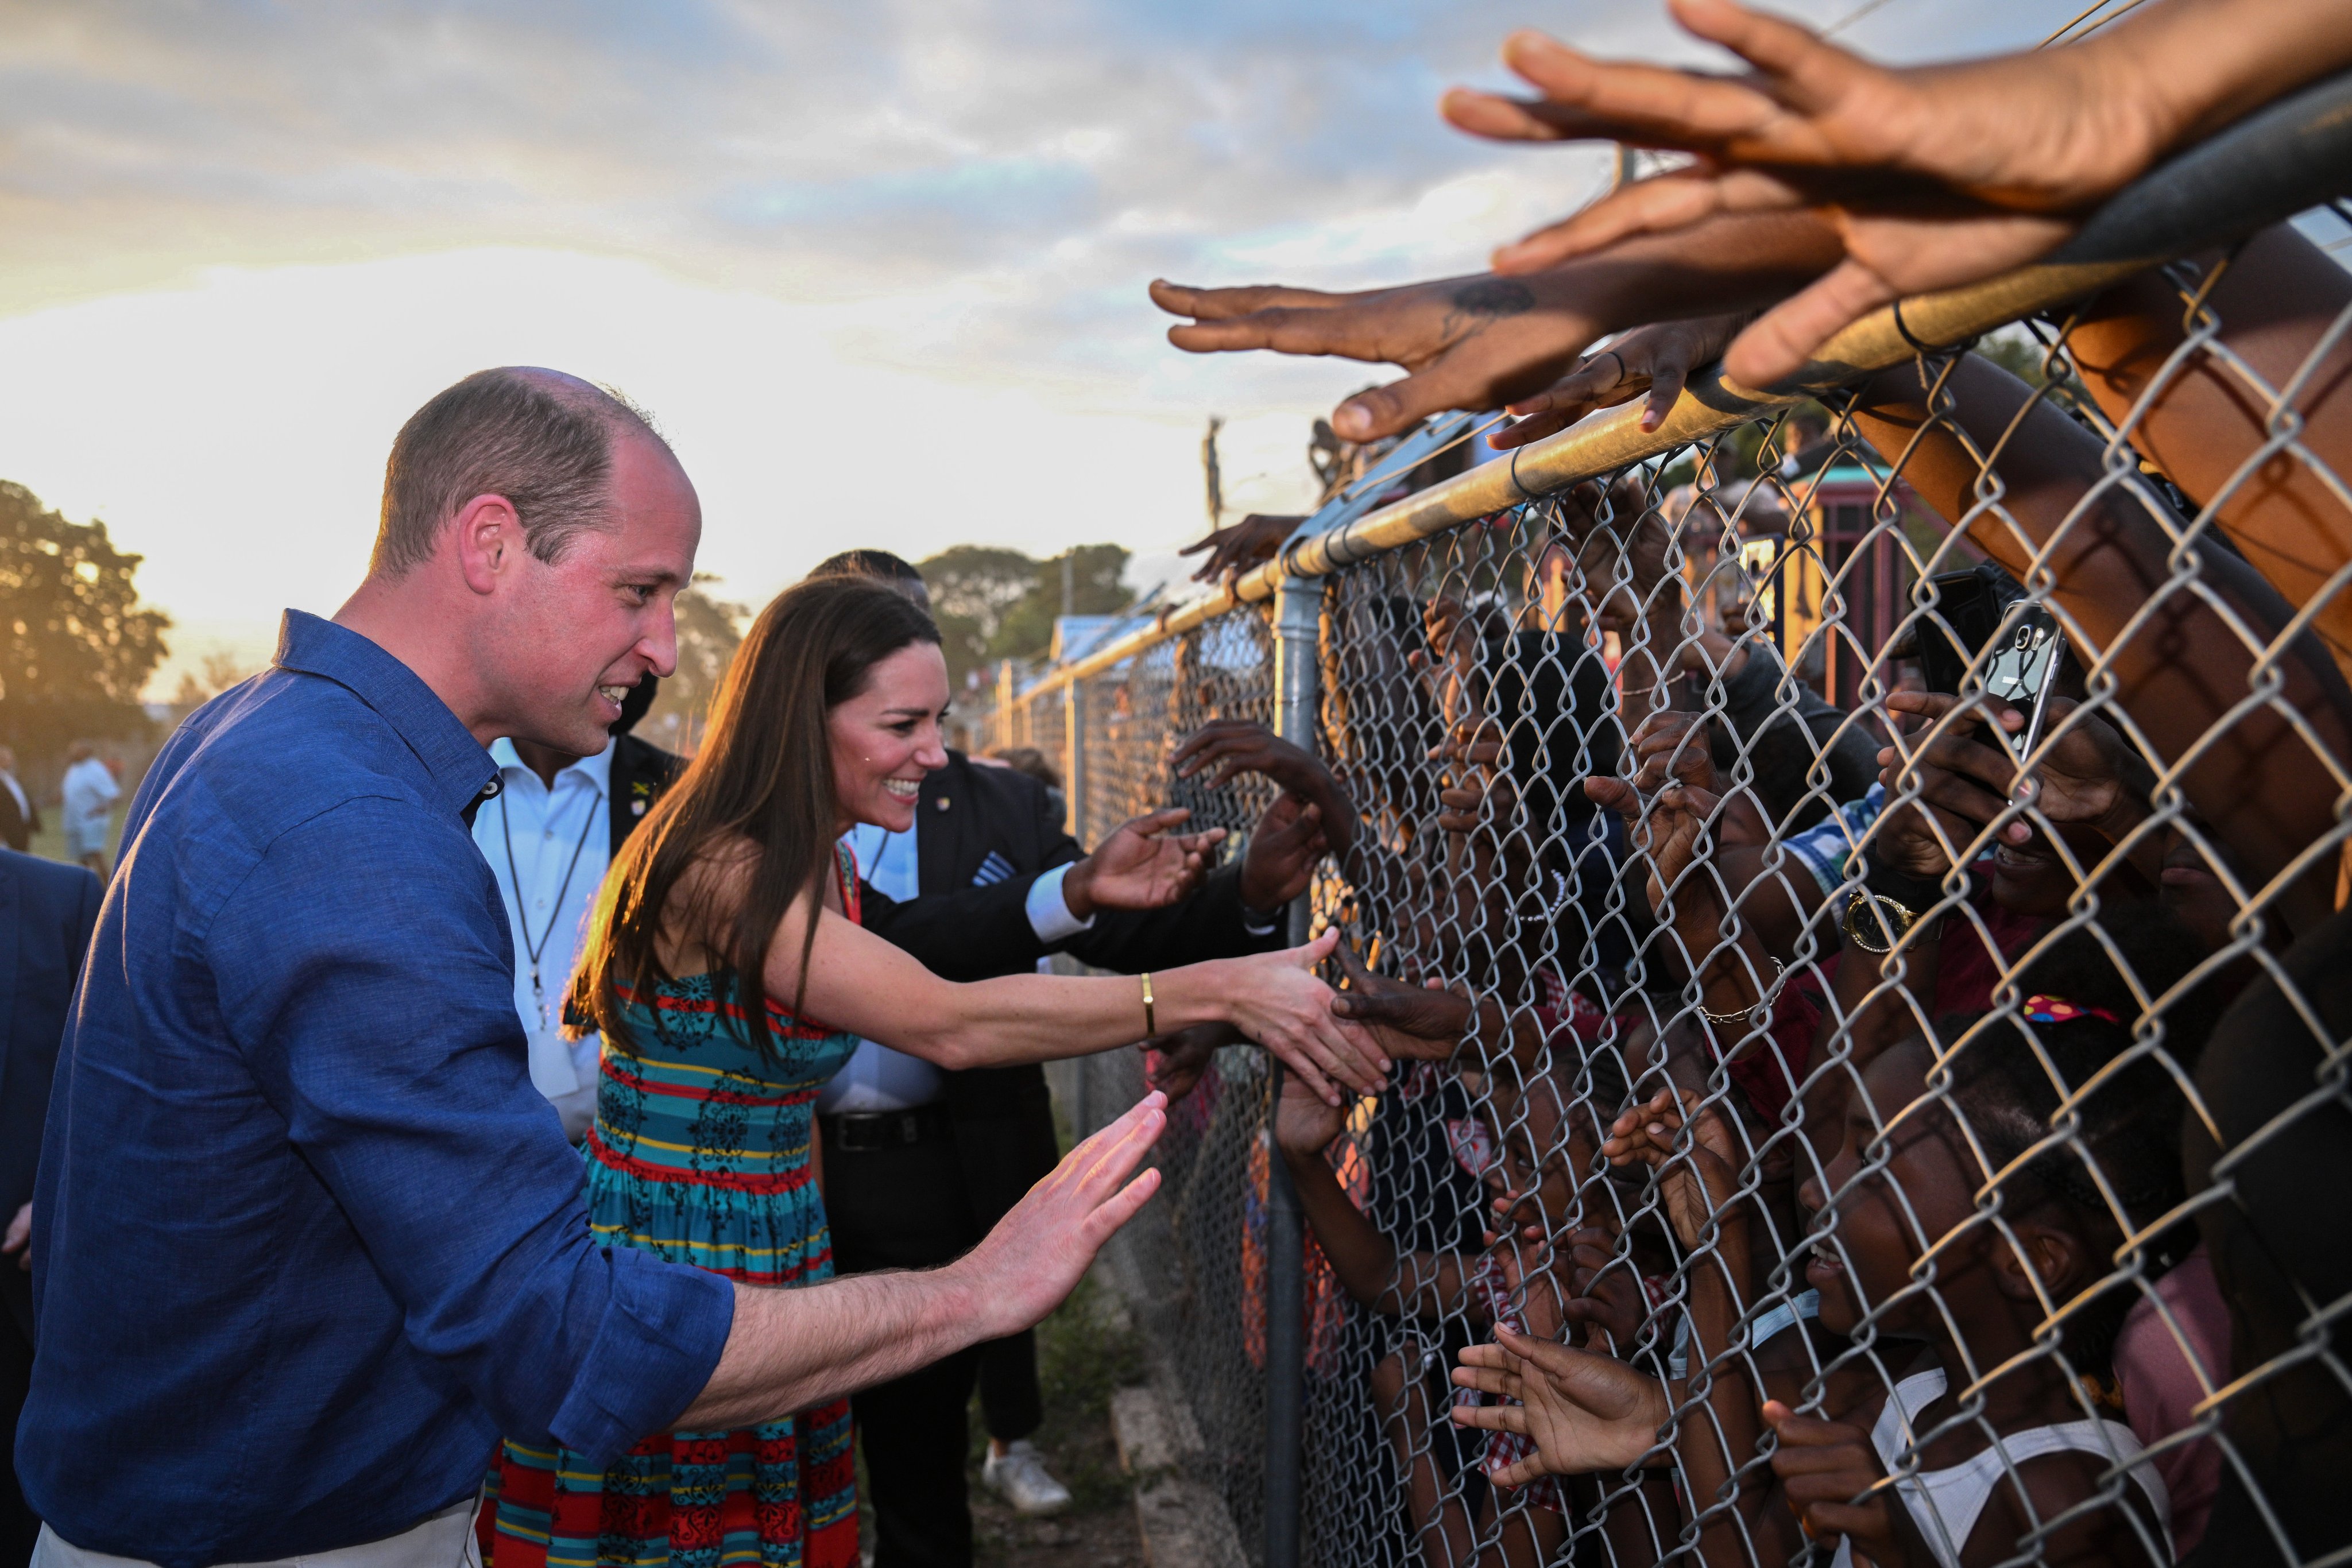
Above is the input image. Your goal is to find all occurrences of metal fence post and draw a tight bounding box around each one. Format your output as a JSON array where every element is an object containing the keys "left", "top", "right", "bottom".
[
  {"left": 1062, "top": 678, "right": 1085, "bottom": 844},
  {"left": 1265, "top": 570, "right": 1318, "bottom": 1568}
]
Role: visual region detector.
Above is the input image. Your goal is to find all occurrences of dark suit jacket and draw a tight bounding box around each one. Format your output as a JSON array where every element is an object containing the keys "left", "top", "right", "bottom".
[
  {"left": 854, "top": 752, "right": 1283, "bottom": 1224},
  {"left": 0, "top": 779, "right": 36, "bottom": 854},
  {"left": 1, "top": 849, "right": 102, "bottom": 1339},
  {"left": 858, "top": 756, "right": 1281, "bottom": 995},
  {"left": 608, "top": 733, "right": 686, "bottom": 856}
]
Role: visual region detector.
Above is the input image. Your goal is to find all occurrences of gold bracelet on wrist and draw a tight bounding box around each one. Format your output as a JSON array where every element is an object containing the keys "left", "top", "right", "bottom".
[{"left": 1140, "top": 971, "right": 1156, "bottom": 1038}]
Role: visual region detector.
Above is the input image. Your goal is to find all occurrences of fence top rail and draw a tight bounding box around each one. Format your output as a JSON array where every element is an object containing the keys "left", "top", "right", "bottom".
[{"left": 1003, "top": 68, "right": 2352, "bottom": 705}]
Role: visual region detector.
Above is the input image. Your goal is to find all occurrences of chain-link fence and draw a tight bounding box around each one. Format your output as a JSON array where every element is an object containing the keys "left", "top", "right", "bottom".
[{"left": 999, "top": 78, "right": 2352, "bottom": 1568}]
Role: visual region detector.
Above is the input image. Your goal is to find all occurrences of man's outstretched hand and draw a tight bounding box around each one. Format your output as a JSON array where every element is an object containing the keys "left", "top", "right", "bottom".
[
  {"left": 1183, "top": 513, "right": 1303, "bottom": 584},
  {"left": 956, "top": 1093, "right": 1169, "bottom": 1341},
  {"left": 1063, "top": 808, "right": 1227, "bottom": 919},
  {"left": 1173, "top": 719, "right": 1360, "bottom": 860}
]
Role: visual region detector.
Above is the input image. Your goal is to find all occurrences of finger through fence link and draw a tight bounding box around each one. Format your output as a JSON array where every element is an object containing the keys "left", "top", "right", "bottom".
[{"left": 997, "top": 222, "right": 2352, "bottom": 1567}]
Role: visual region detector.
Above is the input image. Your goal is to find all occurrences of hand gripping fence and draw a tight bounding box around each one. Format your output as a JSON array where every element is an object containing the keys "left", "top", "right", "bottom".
[{"left": 1003, "top": 73, "right": 2352, "bottom": 1568}]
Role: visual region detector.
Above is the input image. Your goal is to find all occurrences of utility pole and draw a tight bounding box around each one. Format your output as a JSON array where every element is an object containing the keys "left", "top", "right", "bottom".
[{"left": 1202, "top": 415, "right": 1225, "bottom": 527}]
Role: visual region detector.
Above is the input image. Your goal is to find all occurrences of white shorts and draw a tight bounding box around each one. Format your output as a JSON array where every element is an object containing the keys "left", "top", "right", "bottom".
[{"left": 33, "top": 1496, "right": 480, "bottom": 1568}]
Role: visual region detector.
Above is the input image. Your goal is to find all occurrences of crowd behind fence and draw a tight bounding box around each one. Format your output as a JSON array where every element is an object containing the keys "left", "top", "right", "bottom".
[{"left": 990, "top": 80, "right": 2352, "bottom": 1568}]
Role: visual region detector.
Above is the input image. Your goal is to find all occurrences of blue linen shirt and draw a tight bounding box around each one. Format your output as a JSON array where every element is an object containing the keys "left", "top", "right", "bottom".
[{"left": 22, "top": 611, "right": 736, "bottom": 1568}]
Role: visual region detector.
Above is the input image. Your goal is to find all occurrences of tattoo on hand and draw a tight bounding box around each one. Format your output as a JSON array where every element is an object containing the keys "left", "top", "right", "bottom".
[
  {"left": 1437, "top": 278, "right": 1538, "bottom": 352},
  {"left": 1449, "top": 280, "right": 1537, "bottom": 318}
]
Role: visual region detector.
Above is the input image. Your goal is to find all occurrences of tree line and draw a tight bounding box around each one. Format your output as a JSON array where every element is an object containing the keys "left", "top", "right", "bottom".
[{"left": 1, "top": 477, "right": 1131, "bottom": 772}]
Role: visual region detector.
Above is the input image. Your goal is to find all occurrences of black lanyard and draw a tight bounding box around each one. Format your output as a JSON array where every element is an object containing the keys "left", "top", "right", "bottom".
[{"left": 498, "top": 777, "right": 601, "bottom": 1029}]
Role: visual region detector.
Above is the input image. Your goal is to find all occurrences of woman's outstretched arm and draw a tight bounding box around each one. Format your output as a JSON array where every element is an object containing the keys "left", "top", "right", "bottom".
[{"left": 775, "top": 900, "right": 1388, "bottom": 1105}]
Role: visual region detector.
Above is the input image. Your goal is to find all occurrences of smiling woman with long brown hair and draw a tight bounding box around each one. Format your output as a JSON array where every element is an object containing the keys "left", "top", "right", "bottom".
[{"left": 481, "top": 574, "right": 1385, "bottom": 1568}]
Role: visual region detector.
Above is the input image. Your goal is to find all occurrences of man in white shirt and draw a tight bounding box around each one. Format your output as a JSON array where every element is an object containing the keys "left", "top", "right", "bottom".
[
  {"left": 57, "top": 745, "right": 119, "bottom": 880},
  {"left": 474, "top": 736, "right": 616, "bottom": 1139}
]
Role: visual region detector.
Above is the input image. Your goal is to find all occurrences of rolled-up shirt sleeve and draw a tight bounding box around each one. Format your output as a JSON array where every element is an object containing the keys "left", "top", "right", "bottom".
[{"left": 208, "top": 797, "right": 733, "bottom": 1464}]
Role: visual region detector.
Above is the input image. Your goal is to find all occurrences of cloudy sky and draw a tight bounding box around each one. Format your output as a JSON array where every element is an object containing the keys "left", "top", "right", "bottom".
[{"left": 0, "top": 0, "right": 2071, "bottom": 695}]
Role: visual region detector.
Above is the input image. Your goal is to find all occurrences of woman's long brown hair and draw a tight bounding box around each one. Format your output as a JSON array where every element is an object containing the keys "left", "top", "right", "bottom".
[{"left": 571, "top": 575, "right": 941, "bottom": 1056}]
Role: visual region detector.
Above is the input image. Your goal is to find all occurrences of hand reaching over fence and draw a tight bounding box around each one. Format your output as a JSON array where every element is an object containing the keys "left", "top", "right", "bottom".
[
  {"left": 1494, "top": 314, "right": 1751, "bottom": 447},
  {"left": 1440, "top": 0, "right": 2352, "bottom": 384},
  {"left": 1058, "top": 96, "right": 2352, "bottom": 1556},
  {"left": 1181, "top": 512, "right": 1303, "bottom": 584},
  {"left": 1150, "top": 211, "right": 1842, "bottom": 440}
]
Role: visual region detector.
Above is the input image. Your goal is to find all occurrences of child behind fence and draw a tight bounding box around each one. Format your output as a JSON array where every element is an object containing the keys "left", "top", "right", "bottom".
[{"left": 1460, "top": 920, "right": 2215, "bottom": 1567}]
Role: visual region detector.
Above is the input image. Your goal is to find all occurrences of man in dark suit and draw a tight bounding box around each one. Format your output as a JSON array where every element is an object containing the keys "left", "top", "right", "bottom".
[
  {"left": 1, "top": 846, "right": 103, "bottom": 1568},
  {"left": 0, "top": 749, "right": 38, "bottom": 855},
  {"left": 811, "top": 551, "right": 1339, "bottom": 1567}
]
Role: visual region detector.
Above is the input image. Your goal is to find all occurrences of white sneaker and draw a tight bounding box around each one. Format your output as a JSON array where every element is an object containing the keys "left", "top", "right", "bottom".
[{"left": 982, "top": 1439, "right": 1073, "bottom": 1516}]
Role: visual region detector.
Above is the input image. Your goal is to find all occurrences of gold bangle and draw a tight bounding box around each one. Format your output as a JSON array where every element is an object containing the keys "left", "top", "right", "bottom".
[{"left": 1140, "top": 971, "right": 1156, "bottom": 1038}]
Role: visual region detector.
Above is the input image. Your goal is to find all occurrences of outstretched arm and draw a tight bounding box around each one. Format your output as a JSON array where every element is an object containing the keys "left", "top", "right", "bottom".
[
  {"left": 1844, "top": 350, "right": 2352, "bottom": 936},
  {"left": 1440, "top": 0, "right": 2352, "bottom": 382},
  {"left": 1151, "top": 211, "right": 1841, "bottom": 442},
  {"left": 2064, "top": 224, "right": 2352, "bottom": 681},
  {"left": 680, "top": 1094, "right": 1165, "bottom": 1427},
  {"left": 769, "top": 876, "right": 1391, "bottom": 1104}
]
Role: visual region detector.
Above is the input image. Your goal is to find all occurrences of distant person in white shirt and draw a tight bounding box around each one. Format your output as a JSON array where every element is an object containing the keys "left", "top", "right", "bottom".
[
  {"left": 57, "top": 744, "right": 120, "bottom": 880},
  {"left": 471, "top": 679, "right": 684, "bottom": 1139}
]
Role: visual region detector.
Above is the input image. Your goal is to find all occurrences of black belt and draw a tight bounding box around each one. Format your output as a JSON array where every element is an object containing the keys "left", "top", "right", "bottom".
[{"left": 819, "top": 1103, "right": 953, "bottom": 1153}]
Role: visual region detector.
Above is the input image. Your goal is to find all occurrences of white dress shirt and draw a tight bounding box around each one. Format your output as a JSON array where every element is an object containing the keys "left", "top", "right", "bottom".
[
  {"left": 0, "top": 768, "right": 29, "bottom": 822},
  {"left": 60, "top": 758, "right": 119, "bottom": 848},
  {"left": 470, "top": 738, "right": 613, "bottom": 1137},
  {"left": 817, "top": 820, "right": 1093, "bottom": 1114}
]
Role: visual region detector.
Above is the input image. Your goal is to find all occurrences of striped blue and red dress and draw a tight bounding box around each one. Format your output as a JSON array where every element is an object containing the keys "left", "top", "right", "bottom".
[{"left": 483, "top": 855, "right": 864, "bottom": 1568}]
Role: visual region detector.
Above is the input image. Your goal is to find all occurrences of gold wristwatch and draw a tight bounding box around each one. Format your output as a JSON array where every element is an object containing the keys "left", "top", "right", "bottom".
[{"left": 1843, "top": 888, "right": 1924, "bottom": 954}]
